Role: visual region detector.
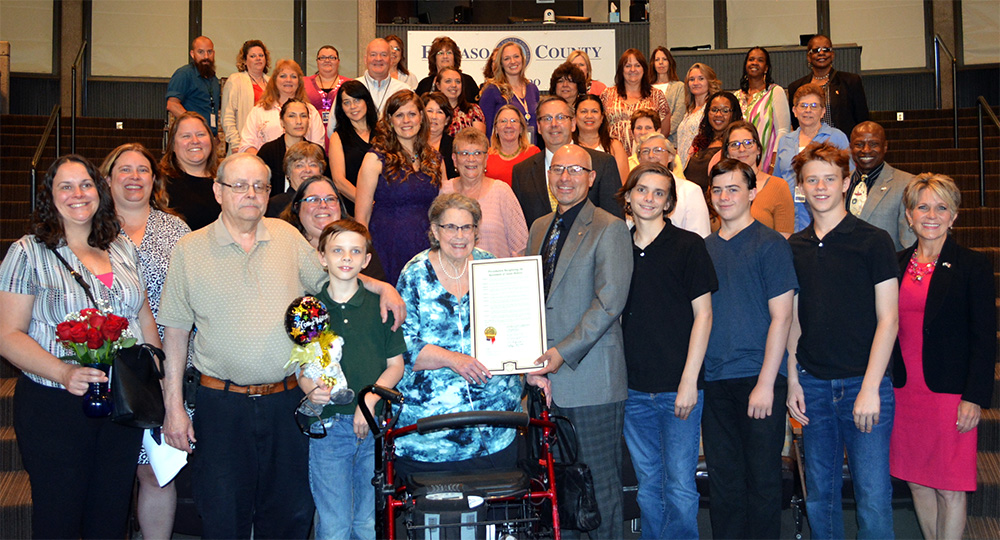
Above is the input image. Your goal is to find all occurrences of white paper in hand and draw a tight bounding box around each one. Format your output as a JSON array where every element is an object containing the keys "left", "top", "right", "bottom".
[{"left": 143, "top": 429, "right": 189, "bottom": 487}]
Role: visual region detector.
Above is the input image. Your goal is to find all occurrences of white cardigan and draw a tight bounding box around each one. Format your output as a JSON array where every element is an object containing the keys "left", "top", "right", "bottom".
[
  {"left": 221, "top": 71, "right": 269, "bottom": 153},
  {"left": 238, "top": 101, "right": 326, "bottom": 153}
]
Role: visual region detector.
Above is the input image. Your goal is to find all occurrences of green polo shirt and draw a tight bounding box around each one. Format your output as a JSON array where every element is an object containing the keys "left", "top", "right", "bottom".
[{"left": 315, "top": 280, "right": 406, "bottom": 417}]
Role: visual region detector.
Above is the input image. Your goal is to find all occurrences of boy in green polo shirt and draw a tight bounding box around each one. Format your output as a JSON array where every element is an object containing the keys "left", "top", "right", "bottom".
[{"left": 299, "top": 219, "right": 405, "bottom": 540}]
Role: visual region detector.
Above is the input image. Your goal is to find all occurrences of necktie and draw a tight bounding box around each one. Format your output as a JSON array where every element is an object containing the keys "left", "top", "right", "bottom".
[
  {"left": 850, "top": 175, "right": 868, "bottom": 216},
  {"left": 542, "top": 217, "right": 563, "bottom": 296}
]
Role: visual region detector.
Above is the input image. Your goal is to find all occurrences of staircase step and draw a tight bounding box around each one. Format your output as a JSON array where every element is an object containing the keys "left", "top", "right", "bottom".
[
  {"left": 884, "top": 125, "right": 1000, "bottom": 140},
  {"left": 968, "top": 451, "right": 1000, "bottom": 516},
  {"left": 888, "top": 136, "right": 1000, "bottom": 151},
  {"left": 0, "top": 378, "right": 16, "bottom": 428},
  {"left": 0, "top": 427, "right": 21, "bottom": 473},
  {"left": 886, "top": 147, "right": 1000, "bottom": 164},
  {"left": 2, "top": 113, "right": 162, "bottom": 130},
  {"left": 0, "top": 470, "right": 32, "bottom": 540},
  {"left": 952, "top": 228, "right": 1000, "bottom": 249},
  {"left": 870, "top": 107, "right": 1000, "bottom": 122},
  {"left": 966, "top": 515, "right": 1000, "bottom": 540},
  {"left": 878, "top": 117, "right": 1000, "bottom": 130}
]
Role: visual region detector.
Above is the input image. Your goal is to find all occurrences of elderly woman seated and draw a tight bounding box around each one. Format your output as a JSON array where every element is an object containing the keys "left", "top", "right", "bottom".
[{"left": 392, "top": 193, "right": 550, "bottom": 478}]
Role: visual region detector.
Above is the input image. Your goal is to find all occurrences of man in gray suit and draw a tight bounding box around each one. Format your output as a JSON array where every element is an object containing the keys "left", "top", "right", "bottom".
[
  {"left": 847, "top": 121, "right": 916, "bottom": 250},
  {"left": 512, "top": 96, "right": 623, "bottom": 228},
  {"left": 530, "top": 144, "right": 632, "bottom": 540}
]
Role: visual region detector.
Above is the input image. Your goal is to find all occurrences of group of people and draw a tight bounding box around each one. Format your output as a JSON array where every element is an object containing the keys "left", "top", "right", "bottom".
[{"left": 0, "top": 31, "right": 994, "bottom": 540}]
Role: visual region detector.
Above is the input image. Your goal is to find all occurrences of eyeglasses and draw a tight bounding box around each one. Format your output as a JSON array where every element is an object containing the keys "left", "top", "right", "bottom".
[
  {"left": 538, "top": 114, "right": 571, "bottom": 124},
  {"left": 548, "top": 164, "right": 592, "bottom": 176},
  {"left": 710, "top": 107, "right": 732, "bottom": 115},
  {"left": 727, "top": 139, "right": 755, "bottom": 150},
  {"left": 294, "top": 395, "right": 327, "bottom": 439},
  {"left": 391, "top": 47, "right": 401, "bottom": 52},
  {"left": 217, "top": 181, "right": 270, "bottom": 193},
  {"left": 317, "top": 55, "right": 338, "bottom": 61},
  {"left": 796, "top": 102, "right": 821, "bottom": 111},
  {"left": 808, "top": 47, "right": 833, "bottom": 54},
  {"left": 301, "top": 195, "right": 338, "bottom": 206},
  {"left": 638, "top": 147, "right": 672, "bottom": 158},
  {"left": 455, "top": 150, "right": 486, "bottom": 158},
  {"left": 496, "top": 118, "right": 520, "bottom": 125},
  {"left": 436, "top": 223, "right": 476, "bottom": 234}
]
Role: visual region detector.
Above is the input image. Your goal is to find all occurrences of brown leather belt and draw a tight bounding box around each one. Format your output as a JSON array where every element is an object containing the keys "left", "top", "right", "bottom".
[{"left": 200, "top": 373, "right": 298, "bottom": 397}]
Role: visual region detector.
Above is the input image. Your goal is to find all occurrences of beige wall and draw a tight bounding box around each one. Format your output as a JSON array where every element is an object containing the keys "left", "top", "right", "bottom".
[
  {"left": 0, "top": 1, "right": 54, "bottom": 73},
  {"left": 307, "top": 0, "right": 360, "bottom": 78},
  {"left": 92, "top": 0, "right": 188, "bottom": 77}
]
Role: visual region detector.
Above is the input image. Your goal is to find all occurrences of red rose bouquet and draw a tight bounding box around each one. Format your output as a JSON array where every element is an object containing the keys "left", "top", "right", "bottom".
[{"left": 56, "top": 308, "right": 137, "bottom": 366}]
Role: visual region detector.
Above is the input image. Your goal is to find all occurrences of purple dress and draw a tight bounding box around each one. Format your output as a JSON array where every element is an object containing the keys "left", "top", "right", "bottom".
[{"left": 368, "top": 148, "right": 440, "bottom": 284}]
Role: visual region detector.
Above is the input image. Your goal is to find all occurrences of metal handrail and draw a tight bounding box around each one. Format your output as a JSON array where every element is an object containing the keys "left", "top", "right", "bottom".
[
  {"left": 71, "top": 40, "right": 87, "bottom": 154},
  {"left": 976, "top": 96, "right": 999, "bottom": 208},
  {"left": 30, "top": 104, "right": 62, "bottom": 214},
  {"left": 932, "top": 34, "right": 959, "bottom": 148}
]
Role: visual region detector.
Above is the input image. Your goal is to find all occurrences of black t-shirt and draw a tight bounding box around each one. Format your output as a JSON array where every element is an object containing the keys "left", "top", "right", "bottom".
[
  {"left": 416, "top": 73, "right": 479, "bottom": 104},
  {"left": 789, "top": 213, "right": 897, "bottom": 379},
  {"left": 335, "top": 125, "right": 372, "bottom": 216},
  {"left": 621, "top": 221, "right": 719, "bottom": 393},
  {"left": 166, "top": 171, "right": 220, "bottom": 231}
]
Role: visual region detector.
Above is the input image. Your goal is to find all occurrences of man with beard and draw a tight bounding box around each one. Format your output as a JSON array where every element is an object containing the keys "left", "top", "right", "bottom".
[{"left": 167, "top": 36, "right": 222, "bottom": 136}]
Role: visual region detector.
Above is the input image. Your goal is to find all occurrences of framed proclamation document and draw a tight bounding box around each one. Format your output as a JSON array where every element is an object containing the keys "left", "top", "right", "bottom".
[{"left": 468, "top": 256, "right": 548, "bottom": 374}]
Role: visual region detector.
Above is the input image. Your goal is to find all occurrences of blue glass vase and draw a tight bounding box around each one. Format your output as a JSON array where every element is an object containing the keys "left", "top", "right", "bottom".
[{"left": 82, "top": 363, "right": 113, "bottom": 418}]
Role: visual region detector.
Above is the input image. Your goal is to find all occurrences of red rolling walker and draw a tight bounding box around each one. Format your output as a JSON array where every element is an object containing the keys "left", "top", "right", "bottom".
[{"left": 358, "top": 385, "right": 562, "bottom": 540}]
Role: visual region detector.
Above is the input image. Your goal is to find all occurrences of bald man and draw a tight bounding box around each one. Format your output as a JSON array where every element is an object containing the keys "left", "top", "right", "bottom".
[
  {"left": 327, "top": 38, "right": 409, "bottom": 138},
  {"left": 166, "top": 36, "right": 221, "bottom": 135},
  {"left": 847, "top": 121, "right": 916, "bottom": 250}
]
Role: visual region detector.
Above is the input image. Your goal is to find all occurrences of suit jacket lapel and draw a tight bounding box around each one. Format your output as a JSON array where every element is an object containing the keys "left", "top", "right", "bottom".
[
  {"left": 548, "top": 202, "right": 594, "bottom": 295},
  {"left": 860, "top": 164, "right": 894, "bottom": 220},
  {"left": 923, "top": 236, "right": 958, "bottom": 325}
]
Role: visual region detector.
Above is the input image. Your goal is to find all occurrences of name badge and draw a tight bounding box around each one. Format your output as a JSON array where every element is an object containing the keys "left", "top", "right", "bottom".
[
  {"left": 794, "top": 185, "right": 806, "bottom": 203},
  {"left": 210, "top": 114, "right": 217, "bottom": 128}
]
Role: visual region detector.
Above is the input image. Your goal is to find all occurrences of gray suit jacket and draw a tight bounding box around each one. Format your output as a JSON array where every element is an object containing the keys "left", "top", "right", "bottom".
[
  {"left": 528, "top": 200, "right": 632, "bottom": 408},
  {"left": 858, "top": 163, "right": 916, "bottom": 251}
]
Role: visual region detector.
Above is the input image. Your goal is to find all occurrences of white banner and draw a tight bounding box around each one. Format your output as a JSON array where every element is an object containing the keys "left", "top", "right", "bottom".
[{"left": 407, "top": 29, "right": 617, "bottom": 93}]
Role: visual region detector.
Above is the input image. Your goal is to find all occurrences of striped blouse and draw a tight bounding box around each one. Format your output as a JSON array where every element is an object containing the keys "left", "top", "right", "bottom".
[{"left": 0, "top": 235, "right": 149, "bottom": 388}]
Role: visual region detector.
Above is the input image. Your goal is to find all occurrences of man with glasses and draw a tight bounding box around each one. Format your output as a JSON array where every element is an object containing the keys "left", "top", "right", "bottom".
[
  {"left": 636, "top": 132, "right": 711, "bottom": 237},
  {"left": 529, "top": 144, "right": 632, "bottom": 540},
  {"left": 511, "top": 96, "right": 623, "bottom": 227},
  {"left": 786, "top": 34, "right": 869, "bottom": 136},
  {"left": 158, "top": 153, "right": 405, "bottom": 538},
  {"left": 327, "top": 39, "right": 409, "bottom": 138}
]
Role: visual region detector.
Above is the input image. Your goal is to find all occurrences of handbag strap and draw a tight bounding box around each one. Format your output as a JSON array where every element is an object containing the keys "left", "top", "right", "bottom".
[{"left": 49, "top": 246, "right": 101, "bottom": 310}]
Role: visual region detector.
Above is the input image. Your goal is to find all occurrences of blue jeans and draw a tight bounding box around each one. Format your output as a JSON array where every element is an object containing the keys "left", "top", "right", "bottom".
[
  {"left": 797, "top": 367, "right": 894, "bottom": 539},
  {"left": 309, "top": 414, "right": 376, "bottom": 540},
  {"left": 623, "top": 388, "right": 703, "bottom": 539}
]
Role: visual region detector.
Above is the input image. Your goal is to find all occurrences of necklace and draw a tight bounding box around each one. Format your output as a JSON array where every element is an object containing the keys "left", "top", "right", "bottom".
[
  {"left": 437, "top": 250, "right": 468, "bottom": 280},
  {"left": 813, "top": 72, "right": 831, "bottom": 81},
  {"left": 906, "top": 251, "right": 937, "bottom": 283},
  {"left": 510, "top": 84, "right": 531, "bottom": 122}
]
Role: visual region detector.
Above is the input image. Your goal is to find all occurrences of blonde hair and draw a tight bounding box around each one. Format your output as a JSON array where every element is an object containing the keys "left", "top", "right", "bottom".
[
  {"left": 259, "top": 59, "right": 308, "bottom": 110},
  {"left": 487, "top": 42, "right": 530, "bottom": 101},
  {"left": 684, "top": 63, "right": 722, "bottom": 112},
  {"left": 903, "top": 173, "right": 961, "bottom": 216}
]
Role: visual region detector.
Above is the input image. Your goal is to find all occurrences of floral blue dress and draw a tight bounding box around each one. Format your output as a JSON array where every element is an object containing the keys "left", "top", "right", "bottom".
[{"left": 394, "top": 248, "right": 524, "bottom": 463}]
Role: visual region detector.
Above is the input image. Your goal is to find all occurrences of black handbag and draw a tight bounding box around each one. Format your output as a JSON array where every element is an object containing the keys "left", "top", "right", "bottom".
[
  {"left": 552, "top": 417, "right": 602, "bottom": 532},
  {"left": 110, "top": 343, "right": 166, "bottom": 428},
  {"left": 50, "top": 247, "right": 165, "bottom": 428},
  {"left": 524, "top": 387, "right": 601, "bottom": 532}
]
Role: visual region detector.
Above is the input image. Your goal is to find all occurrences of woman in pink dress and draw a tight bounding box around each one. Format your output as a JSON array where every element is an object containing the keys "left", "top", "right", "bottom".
[{"left": 890, "top": 173, "right": 997, "bottom": 540}]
